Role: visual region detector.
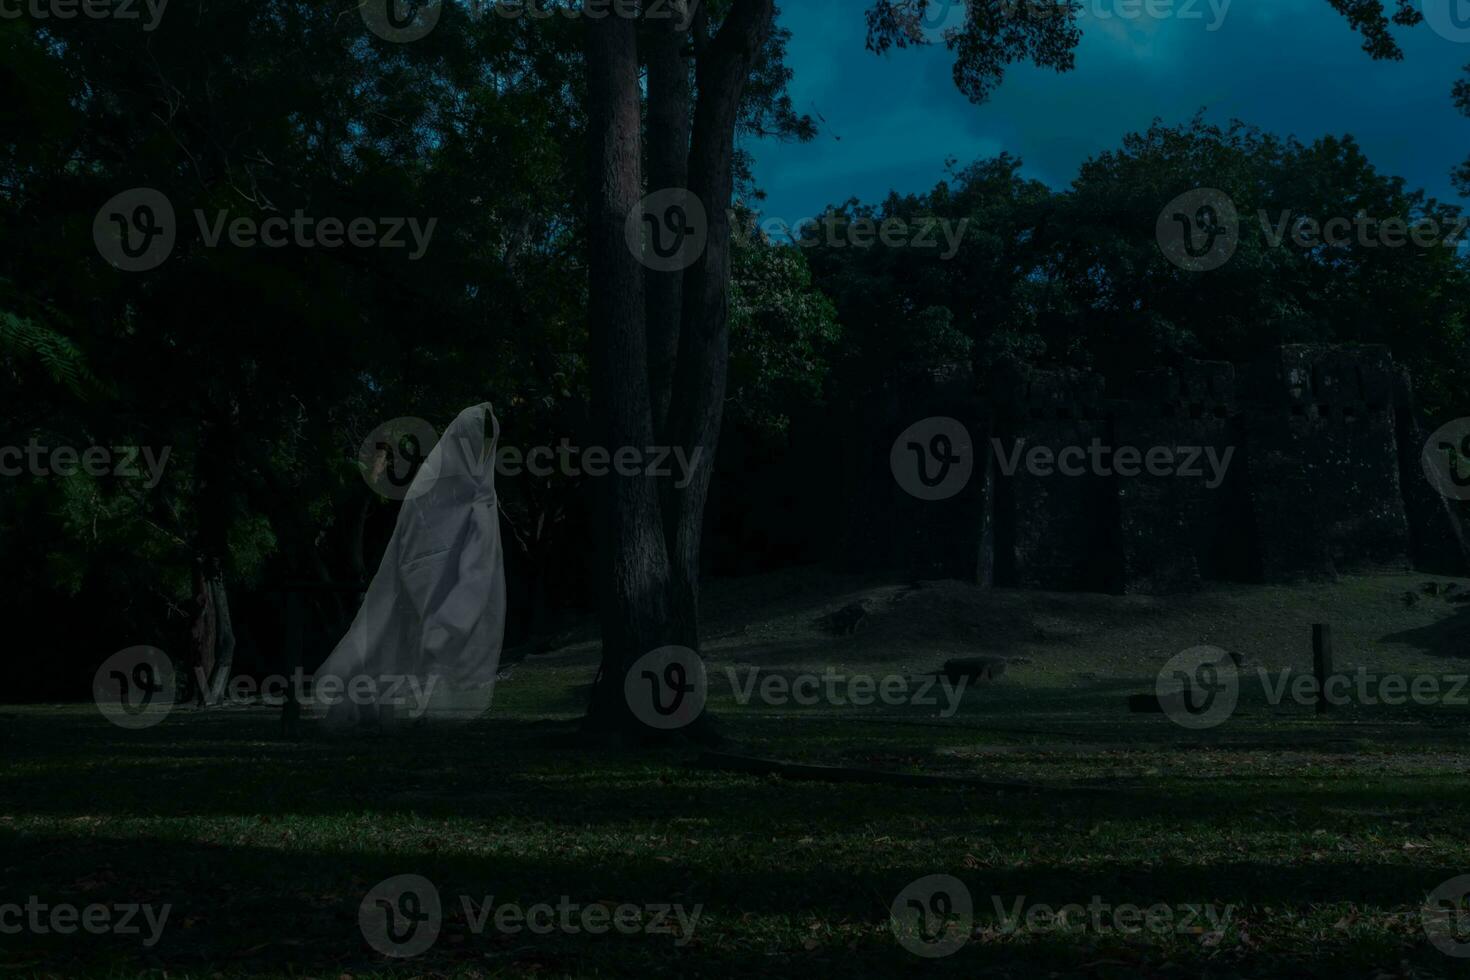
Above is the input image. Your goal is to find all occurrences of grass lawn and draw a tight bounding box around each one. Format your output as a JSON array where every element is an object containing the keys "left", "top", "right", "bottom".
[{"left": 4, "top": 569, "right": 1470, "bottom": 978}]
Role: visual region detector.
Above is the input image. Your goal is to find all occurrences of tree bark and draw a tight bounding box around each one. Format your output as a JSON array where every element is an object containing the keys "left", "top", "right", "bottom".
[
  {"left": 665, "top": 0, "right": 775, "bottom": 648},
  {"left": 644, "top": 13, "right": 693, "bottom": 444},
  {"left": 189, "top": 560, "right": 217, "bottom": 705},
  {"left": 191, "top": 405, "right": 238, "bottom": 707},
  {"left": 583, "top": 9, "right": 675, "bottom": 730},
  {"left": 204, "top": 571, "right": 236, "bottom": 703},
  {"left": 583, "top": 0, "right": 776, "bottom": 734},
  {"left": 188, "top": 561, "right": 236, "bottom": 705}
]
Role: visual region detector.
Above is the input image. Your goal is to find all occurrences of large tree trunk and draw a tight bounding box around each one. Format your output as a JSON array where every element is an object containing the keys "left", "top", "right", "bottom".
[
  {"left": 583, "top": 9, "right": 675, "bottom": 730},
  {"left": 583, "top": 0, "right": 775, "bottom": 735}
]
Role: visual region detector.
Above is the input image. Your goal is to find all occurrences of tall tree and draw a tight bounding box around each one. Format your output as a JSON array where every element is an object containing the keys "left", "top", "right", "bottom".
[{"left": 579, "top": 0, "right": 1440, "bottom": 734}]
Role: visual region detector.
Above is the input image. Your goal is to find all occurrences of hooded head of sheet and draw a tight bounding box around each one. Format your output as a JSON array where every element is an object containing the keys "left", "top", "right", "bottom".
[{"left": 316, "top": 404, "right": 505, "bottom": 728}]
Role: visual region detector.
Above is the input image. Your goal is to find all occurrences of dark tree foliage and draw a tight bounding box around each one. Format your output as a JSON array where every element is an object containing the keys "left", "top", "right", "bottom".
[
  {"left": 806, "top": 119, "right": 1470, "bottom": 417},
  {"left": 0, "top": 0, "right": 1456, "bottom": 711}
]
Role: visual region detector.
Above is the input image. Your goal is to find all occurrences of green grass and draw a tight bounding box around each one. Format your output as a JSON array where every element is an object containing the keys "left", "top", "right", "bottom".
[{"left": 5, "top": 570, "right": 1470, "bottom": 978}]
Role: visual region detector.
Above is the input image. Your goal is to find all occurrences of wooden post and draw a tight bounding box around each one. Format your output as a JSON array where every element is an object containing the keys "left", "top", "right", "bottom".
[{"left": 1312, "top": 624, "right": 1333, "bottom": 715}]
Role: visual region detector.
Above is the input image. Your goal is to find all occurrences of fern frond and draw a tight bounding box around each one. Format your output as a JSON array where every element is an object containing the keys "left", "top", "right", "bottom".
[{"left": 0, "top": 310, "right": 97, "bottom": 398}]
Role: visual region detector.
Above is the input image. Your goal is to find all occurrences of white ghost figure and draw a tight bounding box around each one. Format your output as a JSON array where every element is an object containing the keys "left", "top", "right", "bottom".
[{"left": 316, "top": 403, "right": 505, "bottom": 729}]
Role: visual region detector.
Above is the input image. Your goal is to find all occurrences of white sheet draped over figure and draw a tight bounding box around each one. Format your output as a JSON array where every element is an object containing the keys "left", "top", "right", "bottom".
[{"left": 315, "top": 404, "right": 505, "bottom": 728}]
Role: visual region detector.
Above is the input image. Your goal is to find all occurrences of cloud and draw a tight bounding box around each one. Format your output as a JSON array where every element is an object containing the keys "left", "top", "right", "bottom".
[{"left": 749, "top": 0, "right": 1467, "bottom": 222}]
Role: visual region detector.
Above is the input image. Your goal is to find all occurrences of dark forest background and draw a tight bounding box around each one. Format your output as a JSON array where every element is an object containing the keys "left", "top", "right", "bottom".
[{"left": 3, "top": 4, "right": 1467, "bottom": 700}]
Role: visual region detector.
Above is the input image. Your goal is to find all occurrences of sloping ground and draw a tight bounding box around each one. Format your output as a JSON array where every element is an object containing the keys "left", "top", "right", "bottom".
[
  {"left": 6, "top": 570, "right": 1470, "bottom": 978},
  {"left": 539, "top": 566, "right": 1470, "bottom": 682}
]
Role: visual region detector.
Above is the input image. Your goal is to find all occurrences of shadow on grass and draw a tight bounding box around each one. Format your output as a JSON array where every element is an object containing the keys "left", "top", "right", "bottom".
[
  {"left": 1380, "top": 604, "right": 1470, "bottom": 661},
  {"left": 6, "top": 708, "right": 1470, "bottom": 976},
  {"left": 7, "top": 712, "right": 1470, "bottom": 826},
  {"left": 0, "top": 828, "right": 1460, "bottom": 977}
]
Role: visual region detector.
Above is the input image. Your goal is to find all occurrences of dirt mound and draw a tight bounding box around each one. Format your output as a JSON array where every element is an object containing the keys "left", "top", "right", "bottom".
[{"left": 696, "top": 569, "right": 1470, "bottom": 681}]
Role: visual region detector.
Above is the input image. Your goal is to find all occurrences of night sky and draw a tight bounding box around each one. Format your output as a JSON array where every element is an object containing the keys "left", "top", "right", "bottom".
[{"left": 749, "top": 0, "right": 1469, "bottom": 221}]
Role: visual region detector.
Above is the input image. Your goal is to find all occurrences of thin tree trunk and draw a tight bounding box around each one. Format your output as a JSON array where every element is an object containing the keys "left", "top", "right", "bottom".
[
  {"left": 644, "top": 16, "right": 693, "bottom": 445},
  {"left": 665, "top": 0, "right": 776, "bottom": 648},
  {"left": 188, "top": 562, "right": 236, "bottom": 706},
  {"left": 192, "top": 404, "right": 238, "bottom": 707},
  {"left": 204, "top": 572, "right": 236, "bottom": 703},
  {"left": 189, "top": 561, "right": 217, "bottom": 705}
]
